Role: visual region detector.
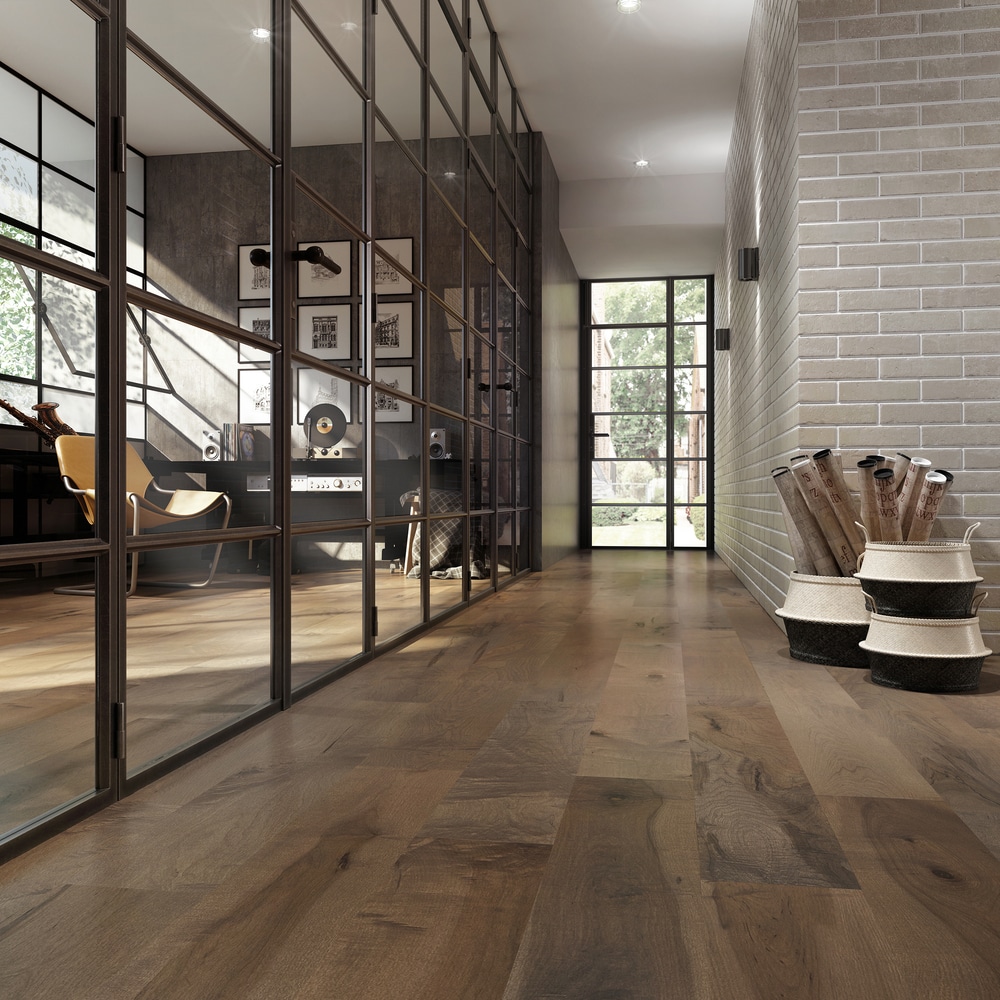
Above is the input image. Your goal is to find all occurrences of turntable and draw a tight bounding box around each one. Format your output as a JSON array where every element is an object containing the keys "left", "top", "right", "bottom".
[{"left": 303, "top": 403, "right": 348, "bottom": 459}]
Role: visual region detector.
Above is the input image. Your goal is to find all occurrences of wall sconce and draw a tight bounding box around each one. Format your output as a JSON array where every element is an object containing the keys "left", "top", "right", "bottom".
[
  {"left": 738, "top": 247, "right": 759, "bottom": 281},
  {"left": 715, "top": 328, "right": 731, "bottom": 351}
]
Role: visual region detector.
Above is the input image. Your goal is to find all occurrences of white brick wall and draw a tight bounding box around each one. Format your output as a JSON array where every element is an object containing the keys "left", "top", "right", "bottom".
[{"left": 716, "top": 0, "right": 1000, "bottom": 641}]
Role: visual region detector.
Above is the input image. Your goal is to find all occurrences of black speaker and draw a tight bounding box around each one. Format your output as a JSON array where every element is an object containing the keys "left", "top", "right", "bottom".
[
  {"left": 429, "top": 428, "right": 448, "bottom": 459},
  {"left": 202, "top": 429, "right": 221, "bottom": 461},
  {"left": 738, "top": 247, "right": 759, "bottom": 282}
]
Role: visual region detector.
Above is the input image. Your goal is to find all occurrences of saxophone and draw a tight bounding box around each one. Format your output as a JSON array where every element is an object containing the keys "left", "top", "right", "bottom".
[
  {"left": 0, "top": 397, "right": 70, "bottom": 447},
  {"left": 32, "top": 401, "right": 78, "bottom": 437}
]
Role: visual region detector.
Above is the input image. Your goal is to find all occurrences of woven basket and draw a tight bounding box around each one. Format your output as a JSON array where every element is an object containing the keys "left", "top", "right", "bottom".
[
  {"left": 855, "top": 523, "right": 981, "bottom": 583},
  {"left": 777, "top": 574, "right": 870, "bottom": 667},
  {"left": 861, "top": 579, "right": 986, "bottom": 619},
  {"left": 866, "top": 650, "right": 987, "bottom": 693},
  {"left": 861, "top": 612, "right": 992, "bottom": 658},
  {"left": 782, "top": 618, "right": 869, "bottom": 668}
]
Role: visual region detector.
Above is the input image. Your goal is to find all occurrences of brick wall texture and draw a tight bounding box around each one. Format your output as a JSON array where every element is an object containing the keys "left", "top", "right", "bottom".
[{"left": 715, "top": 0, "right": 1000, "bottom": 640}]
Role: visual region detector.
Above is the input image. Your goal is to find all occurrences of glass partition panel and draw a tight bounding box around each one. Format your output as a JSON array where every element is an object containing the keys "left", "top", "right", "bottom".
[
  {"left": 292, "top": 363, "right": 363, "bottom": 523},
  {"left": 426, "top": 187, "right": 463, "bottom": 310},
  {"left": 429, "top": 0, "right": 463, "bottom": 122},
  {"left": 386, "top": 0, "right": 422, "bottom": 51},
  {"left": 516, "top": 170, "right": 530, "bottom": 243},
  {"left": 497, "top": 134, "right": 514, "bottom": 213},
  {"left": 375, "top": 399, "right": 423, "bottom": 642},
  {"left": 496, "top": 211, "right": 513, "bottom": 284},
  {"left": 496, "top": 512, "right": 512, "bottom": 582},
  {"left": 429, "top": 87, "right": 464, "bottom": 217},
  {"left": 496, "top": 356, "right": 514, "bottom": 435},
  {"left": 128, "top": 51, "right": 272, "bottom": 330},
  {"left": 516, "top": 299, "right": 530, "bottom": 371},
  {"left": 468, "top": 160, "right": 492, "bottom": 255},
  {"left": 470, "top": 422, "right": 491, "bottom": 510},
  {"left": 517, "top": 440, "right": 530, "bottom": 506},
  {"left": 428, "top": 297, "right": 464, "bottom": 413},
  {"left": 517, "top": 236, "right": 530, "bottom": 305},
  {"left": 468, "top": 0, "right": 491, "bottom": 83},
  {"left": 516, "top": 509, "right": 530, "bottom": 573},
  {"left": 469, "top": 78, "right": 493, "bottom": 177},
  {"left": 374, "top": 125, "right": 422, "bottom": 275},
  {"left": 0, "top": 560, "right": 97, "bottom": 837},
  {"left": 468, "top": 244, "right": 491, "bottom": 339},
  {"left": 498, "top": 60, "right": 514, "bottom": 136},
  {"left": 128, "top": 0, "right": 272, "bottom": 148},
  {"left": 517, "top": 368, "right": 531, "bottom": 442},
  {"left": 291, "top": 527, "right": 365, "bottom": 689},
  {"left": 126, "top": 548, "right": 272, "bottom": 775},
  {"left": 496, "top": 281, "right": 514, "bottom": 360},
  {"left": 497, "top": 432, "right": 513, "bottom": 508},
  {"left": 426, "top": 514, "right": 465, "bottom": 617},
  {"left": 298, "top": 0, "right": 366, "bottom": 83},
  {"left": 38, "top": 272, "right": 98, "bottom": 398},
  {"left": 292, "top": 14, "right": 366, "bottom": 232},
  {"left": 468, "top": 332, "right": 491, "bottom": 424},
  {"left": 375, "top": 6, "right": 422, "bottom": 140},
  {"left": 470, "top": 513, "right": 492, "bottom": 596}
]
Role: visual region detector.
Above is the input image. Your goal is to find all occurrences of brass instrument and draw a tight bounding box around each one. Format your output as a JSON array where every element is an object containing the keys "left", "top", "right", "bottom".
[
  {"left": 0, "top": 397, "right": 75, "bottom": 447},
  {"left": 32, "top": 401, "right": 78, "bottom": 437}
]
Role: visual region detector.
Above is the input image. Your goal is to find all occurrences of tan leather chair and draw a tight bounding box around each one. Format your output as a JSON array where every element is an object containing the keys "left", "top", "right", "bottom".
[{"left": 55, "top": 435, "right": 232, "bottom": 596}]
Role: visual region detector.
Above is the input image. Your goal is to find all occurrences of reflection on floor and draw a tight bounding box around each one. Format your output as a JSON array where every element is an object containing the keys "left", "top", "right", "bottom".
[
  {"left": 4, "top": 551, "right": 1000, "bottom": 998},
  {"left": 0, "top": 565, "right": 462, "bottom": 835}
]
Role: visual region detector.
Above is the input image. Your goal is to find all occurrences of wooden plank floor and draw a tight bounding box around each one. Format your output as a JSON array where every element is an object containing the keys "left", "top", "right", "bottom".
[{"left": 3, "top": 550, "right": 1000, "bottom": 999}]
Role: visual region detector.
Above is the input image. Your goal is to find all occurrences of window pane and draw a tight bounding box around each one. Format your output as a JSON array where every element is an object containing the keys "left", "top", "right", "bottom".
[
  {"left": 674, "top": 278, "right": 708, "bottom": 322},
  {"left": 0, "top": 66, "right": 38, "bottom": 155},
  {"left": 298, "top": 1, "right": 365, "bottom": 83},
  {"left": 0, "top": 234, "right": 37, "bottom": 381},
  {"left": 376, "top": 6, "right": 421, "bottom": 140},
  {"left": 0, "top": 143, "right": 38, "bottom": 228},
  {"left": 592, "top": 280, "right": 666, "bottom": 325},
  {"left": 428, "top": 298, "right": 463, "bottom": 414}
]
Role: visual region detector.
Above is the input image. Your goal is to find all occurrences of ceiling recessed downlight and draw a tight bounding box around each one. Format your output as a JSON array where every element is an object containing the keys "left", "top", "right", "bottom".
[
  {"left": 250, "top": 26, "right": 271, "bottom": 40},
  {"left": 635, "top": 159, "right": 649, "bottom": 168},
  {"left": 617, "top": 0, "right": 641, "bottom": 12}
]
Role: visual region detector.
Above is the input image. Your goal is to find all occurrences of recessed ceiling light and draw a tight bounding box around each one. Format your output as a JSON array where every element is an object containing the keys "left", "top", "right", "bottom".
[
  {"left": 250, "top": 26, "right": 271, "bottom": 40},
  {"left": 635, "top": 159, "right": 649, "bottom": 168},
  {"left": 618, "top": 0, "right": 641, "bottom": 12},
  {"left": 341, "top": 21, "right": 359, "bottom": 31}
]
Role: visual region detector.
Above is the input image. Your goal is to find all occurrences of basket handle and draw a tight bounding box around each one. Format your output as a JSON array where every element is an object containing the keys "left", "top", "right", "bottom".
[
  {"left": 964, "top": 522, "right": 981, "bottom": 545},
  {"left": 861, "top": 590, "right": 878, "bottom": 615},
  {"left": 856, "top": 521, "right": 870, "bottom": 546},
  {"left": 972, "top": 591, "right": 988, "bottom": 614}
]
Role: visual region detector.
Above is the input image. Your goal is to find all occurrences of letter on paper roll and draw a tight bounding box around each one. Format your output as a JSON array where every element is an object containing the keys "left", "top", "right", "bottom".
[
  {"left": 907, "top": 470, "right": 952, "bottom": 542},
  {"left": 812, "top": 449, "right": 864, "bottom": 558},
  {"left": 874, "top": 467, "right": 902, "bottom": 542},
  {"left": 790, "top": 458, "right": 856, "bottom": 576}
]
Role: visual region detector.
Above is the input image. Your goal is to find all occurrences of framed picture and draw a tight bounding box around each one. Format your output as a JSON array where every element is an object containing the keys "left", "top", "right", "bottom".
[
  {"left": 238, "top": 306, "right": 271, "bottom": 364},
  {"left": 374, "top": 365, "right": 413, "bottom": 423},
  {"left": 296, "top": 368, "right": 352, "bottom": 425},
  {"left": 374, "top": 301, "right": 413, "bottom": 359},
  {"left": 374, "top": 238, "right": 413, "bottom": 294},
  {"left": 298, "top": 304, "right": 352, "bottom": 360},
  {"left": 239, "top": 244, "right": 271, "bottom": 300},
  {"left": 238, "top": 368, "right": 271, "bottom": 424},
  {"left": 297, "top": 241, "right": 351, "bottom": 297}
]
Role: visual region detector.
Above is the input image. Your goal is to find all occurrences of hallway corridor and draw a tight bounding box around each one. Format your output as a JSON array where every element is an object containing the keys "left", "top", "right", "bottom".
[{"left": 2, "top": 551, "right": 1000, "bottom": 998}]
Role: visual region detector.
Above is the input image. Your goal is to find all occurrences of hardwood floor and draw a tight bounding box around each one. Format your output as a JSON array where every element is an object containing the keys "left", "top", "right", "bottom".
[{"left": 3, "top": 550, "right": 1000, "bottom": 999}]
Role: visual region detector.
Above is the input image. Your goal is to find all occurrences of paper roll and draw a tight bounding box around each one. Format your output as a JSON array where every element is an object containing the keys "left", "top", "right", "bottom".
[
  {"left": 773, "top": 467, "right": 839, "bottom": 576},
  {"left": 907, "top": 470, "right": 952, "bottom": 542},
  {"left": 856, "top": 459, "right": 880, "bottom": 543},
  {"left": 897, "top": 457, "right": 932, "bottom": 538},
  {"left": 771, "top": 468, "right": 817, "bottom": 575},
  {"left": 790, "top": 458, "right": 855, "bottom": 576},
  {"left": 812, "top": 449, "right": 864, "bottom": 558},
  {"left": 874, "top": 467, "right": 902, "bottom": 542}
]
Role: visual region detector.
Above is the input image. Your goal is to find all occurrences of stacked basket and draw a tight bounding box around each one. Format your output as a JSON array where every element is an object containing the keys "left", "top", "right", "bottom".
[
  {"left": 856, "top": 524, "right": 992, "bottom": 692},
  {"left": 776, "top": 572, "right": 870, "bottom": 668}
]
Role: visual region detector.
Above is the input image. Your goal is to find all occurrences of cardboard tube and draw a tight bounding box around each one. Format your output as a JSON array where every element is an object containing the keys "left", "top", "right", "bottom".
[
  {"left": 856, "top": 459, "right": 880, "bottom": 543},
  {"left": 812, "top": 449, "right": 864, "bottom": 558},
  {"left": 874, "top": 467, "right": 902, "bottom": 542},
  {"left": 771, "top": 468, "right": 817, "bottom": 575},
  {"left": 891, "top": 452, "right": 911, "bottom": 496},
  {"left": 867, "top": 454, "right": 887, "bottom": 470},
  {"left": 897, "top": 457, "right": 932, "bottom": 538},
  {"left": 790, "top": 458, "right": 855, "bottom": 575},
  {"left": 772, "top": 467, "right": 838, "bottom": 576},
  {"left": 907, "top": 470, "right": 952, "bottom": 542}
]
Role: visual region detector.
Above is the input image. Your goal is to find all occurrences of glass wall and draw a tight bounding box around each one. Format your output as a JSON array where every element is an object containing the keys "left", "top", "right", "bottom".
[{"left": 0, "top": 0, "right": 532, "bottom": 860}]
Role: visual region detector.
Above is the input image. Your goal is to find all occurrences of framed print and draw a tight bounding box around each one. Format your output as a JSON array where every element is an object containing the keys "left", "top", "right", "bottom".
[
  {"left": 239, "top": 244, "right": 271, "bottom": 300},
  {"left": 297, "top": 241, "right": 351, "bottom": 297},
  {"left": 374, "top": 365, "right": 413, "bottom": 423},
  {"left": 238, "top": 306, "right": 271, "bottom": 364},
  {"left": 374, "top": 238, "right": 413, "bottom": 294},
  {"left": 238, "top": 368, "right": 271, "bottom": 424},
  {"left": 296, "top": 368, "right": 352, "bottom": 425},
  {"left": 374, "top": 301, "right": 413, "bottom": 358},
  {"left": 298, "top": 304, "right": 352, "bottom": 360}
]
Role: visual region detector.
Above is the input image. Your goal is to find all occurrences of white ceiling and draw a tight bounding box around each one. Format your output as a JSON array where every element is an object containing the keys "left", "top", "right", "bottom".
[
  {"left": 1, "top": 0, "right": 754, "bottom": 280},
  {"left": 489, "top": 0, "right": 755, "bottom": 278}
]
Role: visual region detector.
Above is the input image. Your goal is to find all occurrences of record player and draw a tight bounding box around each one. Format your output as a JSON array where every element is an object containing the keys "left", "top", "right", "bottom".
[{"left": 302, "top": 403, "right": 351, "bottom": 459}]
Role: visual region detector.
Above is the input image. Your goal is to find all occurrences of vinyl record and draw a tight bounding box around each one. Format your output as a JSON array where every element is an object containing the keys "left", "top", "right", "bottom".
[{"left": 304, "top": 403, "right": 346, "bottom": 447}]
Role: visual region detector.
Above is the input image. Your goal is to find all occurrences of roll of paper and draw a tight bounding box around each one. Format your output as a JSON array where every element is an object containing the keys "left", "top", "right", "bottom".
[
  {"left": 812, "top": 449, "right": 864, "bottom": 558},
  {"left": 874, "top": 467, "right": 902, "bottom": 542},
  {"left": 907, "top": 470, "right": 952, "bottom": 542},
  {"left": 790, "top": 458, "right": 855, "bottom": 575},
  {"left": 773, "top": 467, "right": 838, "bottom": 575}
]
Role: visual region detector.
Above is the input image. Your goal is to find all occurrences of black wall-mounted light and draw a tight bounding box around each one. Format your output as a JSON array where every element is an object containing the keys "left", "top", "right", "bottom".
[
  {"left": 715, "top": 328, "right": 731, "bottom": 351},
  {"left": 738, "top": 247, "right": 759, "bottom": 282}
]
